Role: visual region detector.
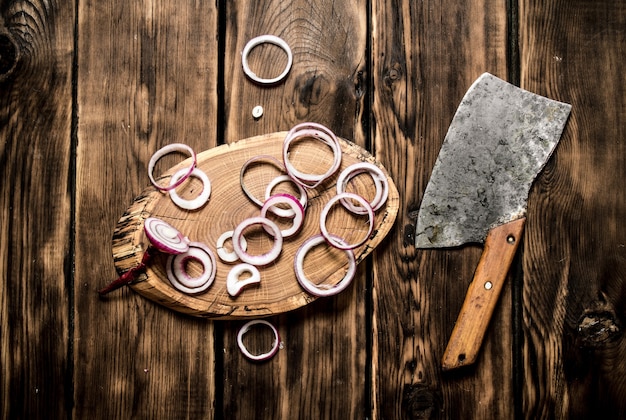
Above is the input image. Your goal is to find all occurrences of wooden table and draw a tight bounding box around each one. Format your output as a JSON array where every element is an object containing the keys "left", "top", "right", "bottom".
[{"left": 2, "top": 1, "right": 625, "bottom": 418}]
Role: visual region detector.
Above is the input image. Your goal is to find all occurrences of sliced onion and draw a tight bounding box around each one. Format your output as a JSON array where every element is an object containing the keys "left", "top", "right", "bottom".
[
  {"left": 166, "top": 241, "right": 216, "bottom": 294},
  {"left": 294, "top": 234, "right": 356, "bottom": 297},
  {"left": 240, "top": 155, "right": 286, "bottom": 207},
  {"left": 336, "top": 162, "right": 389, "bottom": 213},
  {"left": 232, "top": 217, "right": 283, "bottom": 266},
  {"left": 282, "top": 122, "right": 342, "bottom": 189},
  {"left": 320, "top": 192, "right": 374, "bottom": 250},
  {"left": 143, "top": 217, "right": 190, "bottom": 254},
  {"left": 260, "top": 194, "right": 304, "bottom": 238},
  {"left": 227, "top": 263, "right": 261, "bottom": 296},
  {"left": 148, "top": 143, "right": 196, "bottom": 191},
  {"left": 264, "top": 174, "right": 308, "bottom": 217},
  {"left": 168, "top": 167, "right": 212, "bottom": 210},
  {"left": 216, "top": 230, "right": 248, "bottom": 263},
  {"left": 237, "top": 320, "right": 281, "bottom": 362}
]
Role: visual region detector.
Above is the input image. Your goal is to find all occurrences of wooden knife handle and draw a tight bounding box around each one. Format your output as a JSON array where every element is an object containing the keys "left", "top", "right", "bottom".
[{"left": 441, "top": 217, "right": 526, "bottom": 371}]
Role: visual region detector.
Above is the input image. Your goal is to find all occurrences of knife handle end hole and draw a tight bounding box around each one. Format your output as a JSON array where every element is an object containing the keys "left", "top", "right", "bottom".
[
  {"left": 507, "top": 235, "right": 516, "bottom": 244},
  {"left": 458, "top": 354, "right": 466, "bottom": 363}
]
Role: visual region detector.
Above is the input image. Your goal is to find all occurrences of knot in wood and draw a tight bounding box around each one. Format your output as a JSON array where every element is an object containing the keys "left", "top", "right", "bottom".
[
  {"left": 0, "top": 31, "right": 19, "bottom": 80},
  {"left": 577, "top": 311, "right": 621, "bottom": 347}
]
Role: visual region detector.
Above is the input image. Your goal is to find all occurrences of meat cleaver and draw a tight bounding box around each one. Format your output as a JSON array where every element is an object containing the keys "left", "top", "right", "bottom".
[{"left": 415, "top": 73, "right": 571, "bottom": 371}]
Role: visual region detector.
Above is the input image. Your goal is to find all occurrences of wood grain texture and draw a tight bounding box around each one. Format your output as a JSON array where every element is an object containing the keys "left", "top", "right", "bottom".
[
  {"left": 220, "top": 1, "right": 369, "bottom": 418},
  {"left": 520, "top": 0, "right": 626, "bottom": 418},
  {"left": 370, "top": 0, "right": 513, "bottom": 418},
  {"left": 75, "top": 1, "right": 219, "bottom": 417},
  {"left": 0, "top": 1, "right": 74, "bottom": 418}
]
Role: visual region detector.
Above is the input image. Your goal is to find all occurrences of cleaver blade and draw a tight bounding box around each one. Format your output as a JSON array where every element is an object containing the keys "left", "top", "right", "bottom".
[{"left": 415, "top": 73, "right": 571, "bottom": 370}]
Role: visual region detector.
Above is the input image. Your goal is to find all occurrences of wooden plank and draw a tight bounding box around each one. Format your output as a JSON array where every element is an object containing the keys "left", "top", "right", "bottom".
[
  {"left": 370, "top": 1, "right": 513, "bottom": 418},
  {"left": 220, "top": 1, "right": 369, "bottom": 418},
  {"left": 0, "top": 2, "right": 74, "bottom": 418},
  {"left": 75, "top": 1, "right": 219, "bottom": 417},
  {"left": 519, "top": 0, "right": 626, "bottom": 417}
]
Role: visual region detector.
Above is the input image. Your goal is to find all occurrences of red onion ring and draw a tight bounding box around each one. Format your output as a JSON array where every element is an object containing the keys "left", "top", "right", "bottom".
[
  {"left": 237, "top": 320, "right": 281, "bottom": 362},
  {"left": 168, "top": 167, "right": 212, "bottom": 210},
  {"left": 240, "top": 155, "right": 286, "bottom": 208},
  {"left": 264, "top": 174, "right": 308, "bottom": 217},
  {"left": 227, "top": 263, "right": 261, "bottom": 296},
  {"left": 260, "top": 194, "right": 304, "bottom": 238},
  {"left": 336, "top": 162, "right": 389, "bottom": 213},
  {"left": 282, "top": 123, "right": 341, "bottom": 189},
  {"left": 166, "top": 241, "right": 216, "bottom": 294},
  {"left": 216, "top": 230, "right": 248, "bottom": 263},
  {"left": 232, "top": 216, "right": 283, "bottom": 266},
  {"left": 143, "top": 217, "right": 190, "bottom": 254},
  {"left": 319, "top": 192, "right": 374, "bottom": 250},
  {"left": 294, "top": 234, "right": 356, "bottom": 297},
  {"left": 148, "top": 143, "right": 197, "bottom": 191}
]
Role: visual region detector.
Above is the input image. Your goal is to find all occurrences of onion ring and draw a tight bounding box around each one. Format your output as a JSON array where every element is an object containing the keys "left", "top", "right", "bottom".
[
  {"left": 166, "top": 241, "right": 216, "bottom": 294},
  {"left": 168, "top": 167, "right": 212, "bottom": 210},
  {"left": 237, "top": 319, "right": 281, "bottom": 362},
  {"left": 232, "top": 216, "right": 283, "bottom": 266},
  {"left": 264, "top": 174, "right": 308, "bottom": 218},
  {"left": 227, "top": 263, "right": 261, "bottom": 296},
  {"left": 240, "top": 155, "right": 286, "bottom": 208},
  {"left": 294, "top": 234, "right": 356, "bottom": 297},
  {"left": 148, "top": 143, "right": 196, "bottom": 191},
  {"left": 336, "top": 162, "right": 389, "bottom": 213},
  {"left": 216, "top": 230, "right": 248, "bottom": 263},
  {"left": 143, "top": 217, "right": 190, "bottom": 254},
  {"left": 260, "top": 194, "right": 304, "bottom": 238},
  {"left": 319, "top": 192, "right": 374, "bottom": 250},
  {"left": 241, "top": 35, "right": 293, "bottom": 85}
]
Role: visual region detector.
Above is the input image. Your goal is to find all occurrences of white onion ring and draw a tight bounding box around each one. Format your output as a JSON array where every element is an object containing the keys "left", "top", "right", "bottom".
[
  {"left": 336, "top": 162, "right": 389, "bottom": 213},
  {"left": 143, "top": 217, "right": 190, "bottom": 254},
  {"left": 237, "top": 319, "right": 281, "bottom": 362},
  {"left": 241, "top": 35, "right": 293, "bottom": 85},
  {"left": 294, "top": 234, "right": 356, "bottom": 297},
  {"left": 227, "top": 263, "right": 261, "bottom": 296},
  {"left": 282, "top": 123, "right": 342, "bottom": 189},
  {"left": 168, "top": 167, "right": 212, "bottom": 210},
  {"left": 264, "top": 174, "right": 308, "bottom": 218},
  {"left": 166, "top": 241, "right": 216, "bottom": 294},
  {"left": 260, "top": 194, "right": 304, "bottom": 238},
  {"left": 148, "top": 143, "right": 196, "bottom": 191},
  {"left": 232, "top": 217, "right": 283, "bottom": 266},
  {"left": 320, "top": 192, "right": 374, "bottom": 250},
  {"left": 216, "top": 230, "right": 248, "bottom": 263},
  {"left": 240, "top": 155, "right": 286, "bottom": 208}
]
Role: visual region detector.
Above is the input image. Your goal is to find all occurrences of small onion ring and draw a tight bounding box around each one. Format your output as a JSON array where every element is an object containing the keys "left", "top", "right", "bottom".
[
  {"left": 264, "top": 174, "right": 308, "bottom": 218},
  {"left": 227, "top": 263, "right": 261, "bottom": 296},
  {"left": 320, "top": 192, "right": 374, "bottom": 250},
  {"left": 294, "top": 234, "right": 356, "bottom": 297},
  {"left": 282, "top": 123, "right": 342, "bottom": 189},
  {"left": 168, "top": 167, "right": 212, "bottom": 210},
  {"left": 148, "top": 143, "right": 196, "bottom": 191},
  {"left": 336, "top": 162, "right": 389, "bottom": 214},
  {"left": 232, "top": 216, "right": 283, "bottom": 266},
  {"left": 241, "top": 35, "right": 293, "bottom": 85},
  {"left": 143, "top": 217, "right": 190, "bottom": 254},
  {"left": 216, "top": 230, "right": 248, "bottom": 263},
  {"left": 240, "top": 155, "right": 286, "bottom": 208},
  {"left": 166, "top": 241, "right": 217, "bottom": 294},
  {"left": 260, "top": 194, "right": 304, "bottom": 238},
  {"left": 237, "top": 319, "right": 281, "bottom": 362}
]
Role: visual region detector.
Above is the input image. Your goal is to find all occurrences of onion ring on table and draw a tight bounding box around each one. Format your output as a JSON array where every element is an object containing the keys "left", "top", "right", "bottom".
[
  {"left": 260, "top": 194, "right": 304, "bottom": 238},
  {"left": 166, "top": 242, "right": 217, "bottom": 294},
  {"left": 227, "top": 263, "right": 261, "bottom": 297},
  {"left": 294, "top": 234, "right": 357, "bottom": 297},
  {"left": 319, "top": 192, "right": 374, "bottom": 250},
  {"left": 282, "top": 123, "right": 342, "bottom": 189},
  {"left": 264, "top": 174, "right": 308, "bottom": 218},
  {"left": 143, "top": 217, "right": 190, "bottom": 254},
  {"left": 241, "top": 35, "right": 293, "bottom": 85},
  {"left": 216, "top": 230, "right": 248, "bottom": 263},
  {"left": 240, "top": 155, "right": 286, "bottom": 208},
  {"left": 237, "top": 319, "right": 281, "bottom": 362},
  {"left": 336, "top": 162, "right": 389, "bottom": 214},
  {"left": 148, "top": 143, "right": 196, "bottom": 192},
  {"left": 168, "top": 167, "right": 212, "bottom": 210},
  {"left": 232, "top": 216, "right": 283, "bottom": 266}
]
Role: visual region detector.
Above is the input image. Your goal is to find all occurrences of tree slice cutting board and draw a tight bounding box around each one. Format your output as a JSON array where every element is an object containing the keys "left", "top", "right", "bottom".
[{"left": 111, "top": 132, "right": 399, "bottom": 319}]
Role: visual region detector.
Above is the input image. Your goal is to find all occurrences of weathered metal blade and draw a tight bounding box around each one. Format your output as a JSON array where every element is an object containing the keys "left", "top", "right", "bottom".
[{"left": 415, "top": 73, "right": 571, "bottom": 248}]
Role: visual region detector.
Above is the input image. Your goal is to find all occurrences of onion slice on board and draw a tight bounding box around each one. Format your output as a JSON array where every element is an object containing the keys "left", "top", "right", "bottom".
[
  {"left": 227, "top": 263, "right": 261, "bottom": 296},
  {"left": 336, "top": 162, "right": 389, "bottom": 213},
  {"left": 232, "top": 216, "right": 283, "bottom": 266},
  {"left": 260, "top": 193, "right": 304, "bottom": 238},
  {"left": 237, "top": 319, "right": 281, "bottom": 361},
  {"left": 264, "top": 174, "right": 308, "bottom": 217},
  {"left": 240, "top": 155, "right": 286, "bottom": 208},
  {"left": 143, "top": 217, "right": 190, "bottom": 254},
  {"left": 319, "top": 192, "right": 374, "bottom": 250},
  {"left": 166, "top": 241, "right": 216, "bottom": 294},
  {"left": 148, "top": 143, "right": 197, "bottom": 192},
  {"left": 168, "top": 167, "right": 212, "bottom": 210},
  {"left": 216, "top": 230, "right": 248, "bottom": 263}
]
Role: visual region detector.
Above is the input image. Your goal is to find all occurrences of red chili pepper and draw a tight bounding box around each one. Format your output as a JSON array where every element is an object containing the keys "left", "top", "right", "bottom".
[{"left": 98, "top": 248, "right": 153, "bottom": 295}]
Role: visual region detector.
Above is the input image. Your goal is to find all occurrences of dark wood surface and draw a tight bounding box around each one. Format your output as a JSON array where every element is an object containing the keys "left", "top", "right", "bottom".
[{"left": 1, "top": 0, "right": 624, "bottom": 418}]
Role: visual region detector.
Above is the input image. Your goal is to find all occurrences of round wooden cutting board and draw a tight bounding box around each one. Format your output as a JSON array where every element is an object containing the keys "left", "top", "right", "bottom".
[{"left": 111, "top": 132, "right": 399, "bottom": 319}]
